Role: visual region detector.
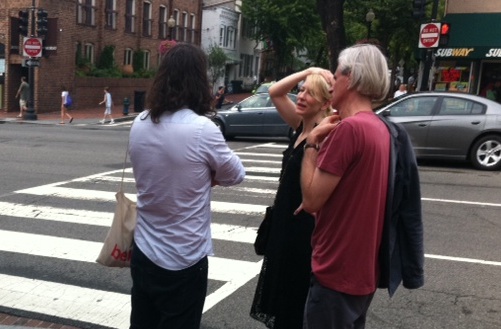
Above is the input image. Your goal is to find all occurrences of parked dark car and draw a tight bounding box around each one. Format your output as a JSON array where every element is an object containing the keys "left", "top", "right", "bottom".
[
  {"left": 212, "top": 93, "right": 297, "bottom": 139},
  {"left": 252, "top": 82, "right": 275, "bottom": 94},
  {"left": 376, "top": 92, "right": 501, "bottom": 170}
]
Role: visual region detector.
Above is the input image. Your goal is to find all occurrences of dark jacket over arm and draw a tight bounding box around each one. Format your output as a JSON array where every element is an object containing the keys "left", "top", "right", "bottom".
[{"left": 378, "top": 117, "right": 425, "bottom": 297}]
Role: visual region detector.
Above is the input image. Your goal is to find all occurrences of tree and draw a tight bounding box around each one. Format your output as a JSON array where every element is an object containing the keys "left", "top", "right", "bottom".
[
  {"left": 315, "top": 0, "right": 347, "bottom": 71},
  {"left": 241, "top": 0, "right": 324, "bottom": 78},
  {"left": 207, "top": 44, "right": 229, "bottom": 91}
]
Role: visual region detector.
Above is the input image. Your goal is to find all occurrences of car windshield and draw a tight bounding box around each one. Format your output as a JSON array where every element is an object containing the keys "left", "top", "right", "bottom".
[
  {"left": 240, "top": 94, "right": 270, "bottom": 108},
  {"left": 255, "top": 83, "right": 273, "bottom": 94}
]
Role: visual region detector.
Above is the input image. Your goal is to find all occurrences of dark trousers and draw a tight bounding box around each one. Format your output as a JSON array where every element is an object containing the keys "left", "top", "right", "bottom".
[
  {"left": 303, "top": 275, "right": 375, "bottom": 329},
  {"left": 130, "top": 242, "right": 208, "bottom": 329}
]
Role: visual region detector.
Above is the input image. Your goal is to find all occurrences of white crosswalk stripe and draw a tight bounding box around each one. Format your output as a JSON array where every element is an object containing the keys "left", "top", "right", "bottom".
[{"left": 0, "top": 142, "right": 285, "bottom": 328}]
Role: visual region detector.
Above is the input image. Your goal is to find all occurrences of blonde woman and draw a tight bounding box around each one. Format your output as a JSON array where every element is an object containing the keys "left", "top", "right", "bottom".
[{"left": 250, "top": 68, "right": 335, "bottom": 329}]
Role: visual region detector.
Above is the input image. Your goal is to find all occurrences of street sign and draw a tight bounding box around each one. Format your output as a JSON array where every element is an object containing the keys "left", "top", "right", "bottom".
[
  {"left": 23, "top": 37, "right": 43, "bottom": 58},
  {"left": 24, "top": 59, "right": 40, "bottom": 67},
  {"left": 418, "top": 23, "right": 441, "bottom": 49}
]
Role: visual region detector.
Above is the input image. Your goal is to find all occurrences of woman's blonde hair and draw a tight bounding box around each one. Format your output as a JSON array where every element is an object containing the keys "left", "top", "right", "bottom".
[{"left": 304, "top": 73, "right": 333, "bottom": 116}]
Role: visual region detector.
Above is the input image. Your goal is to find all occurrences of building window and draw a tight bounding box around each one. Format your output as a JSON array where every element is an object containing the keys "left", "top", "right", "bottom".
[
  {"left": 125, "top": 0, "right": 136, "bottom": 33},
  {"left": 226, "top": 27, "right": 235, "bottom": 49},
  {"left": 105, "top": 0, "right": 117, "bottom": 29},
  {"left": 159, "top": 6, "right": 167, "bottom": 39},
  {"left": 142, "top": 1, "right": 152, "bottom": 37},
  {"left": 143, "top": 50, "right": 151, "bottom": 70},
  {"left": 172, "top": 10, "right": 179, "bottom": 40},
  {"left": 124, "top": 48, "right": 134, "bottom": 65},
  {"left": 189, "top": 14, "right": 196, "bottom": 43},
  {"left": 77, "top": 0, "right": 96, "bottom": 26},
  {"left": 84, "top": 43, "right": 95, "bottom": 64},
  {"left": 181, "top": 12, "right": 187, "bottom": 42},
  {"left": 219, "top": 25, "right": 225, "bottom": 47}
]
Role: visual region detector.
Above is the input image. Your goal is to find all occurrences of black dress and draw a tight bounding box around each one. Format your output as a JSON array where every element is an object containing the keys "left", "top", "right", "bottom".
[{"left": 250, "top": 126, "right": 315, "bottom": 329}]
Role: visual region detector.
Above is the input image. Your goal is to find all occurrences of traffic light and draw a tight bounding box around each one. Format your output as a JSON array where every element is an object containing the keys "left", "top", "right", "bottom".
[
  {"left": 36, "top": 9, "right": 48, "bottom": 37},
  {"left": 18, "top": 10, "right": 29, "bottom": 36},
  {"left": 412, "top": 0, "right": 426, "bottom": 19},
  {"left": 439, "top": 22, "right": 451, "bottom": 46}
]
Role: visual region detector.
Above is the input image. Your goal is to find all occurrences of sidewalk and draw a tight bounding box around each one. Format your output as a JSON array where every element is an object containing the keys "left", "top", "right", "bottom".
[
  {"left": 0, "top": 105, "right": 137, "bottom": 125},
  {"left": 0, "top": 93, "right": 252, "bottom": 125}
]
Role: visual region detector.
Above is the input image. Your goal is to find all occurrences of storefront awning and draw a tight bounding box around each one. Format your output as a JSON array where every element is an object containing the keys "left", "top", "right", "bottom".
[{"left": 435, "top": 13, "right": 501, "bottom": 59}]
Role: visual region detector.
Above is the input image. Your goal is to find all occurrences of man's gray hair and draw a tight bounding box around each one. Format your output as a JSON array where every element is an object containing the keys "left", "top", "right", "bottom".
[{"left": 337, "top": 44, "right": 390, "bottom": 101}]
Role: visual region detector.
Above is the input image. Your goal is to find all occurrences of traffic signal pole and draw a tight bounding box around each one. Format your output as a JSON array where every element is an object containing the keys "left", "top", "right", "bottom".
[
  {"left": 24, "top": 0, "right": 38, "bottom": 120},
  {"left": 418, "top": 0, "right": 440, "bottom": 91}
]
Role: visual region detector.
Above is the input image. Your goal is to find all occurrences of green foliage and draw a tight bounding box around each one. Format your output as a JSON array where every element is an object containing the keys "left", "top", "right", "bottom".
[
  {"left": 96, "top": 45, "right": 116, "bottom": 69},
  {"left": 133, "top": 51, "right": 145, "bottom": 73},
  {"left": 241, "top": 0, "right": 325, "bottom": 77},
  {"left": 207, "top": 44, "right": 229, "bottom": 88}
]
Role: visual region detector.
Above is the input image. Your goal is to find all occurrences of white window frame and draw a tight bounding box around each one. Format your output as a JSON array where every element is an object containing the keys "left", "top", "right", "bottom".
[
  {"left": 125, "top": 0, "right": 136, "bottom": 33},
  {"left": 77, "top": 0, "right": 96, "bottom": 26},
  {"left": 159, "top": 6, "right": 167, "bottom": 39},
  {"left": 124, "top": 48, "right": 134, "bottom": 65},
  {"left": 142, "top": 1, "right": 152, "bottom": 37},
  {"left": 105, "top": 0, "right": 117, "bottom": 29},
  {"left": 84, "top": 43, "right": 95, "bottom": 64}
]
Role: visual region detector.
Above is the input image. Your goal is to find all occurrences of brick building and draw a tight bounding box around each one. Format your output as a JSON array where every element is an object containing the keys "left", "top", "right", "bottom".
[{"left": 0, "top": 0, "right": 203, "bottom": 114}]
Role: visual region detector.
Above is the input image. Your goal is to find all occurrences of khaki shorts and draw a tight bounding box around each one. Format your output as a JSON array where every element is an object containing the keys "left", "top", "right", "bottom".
[{"left": 19, "top": 99, "right": 27, "bottom": 109}]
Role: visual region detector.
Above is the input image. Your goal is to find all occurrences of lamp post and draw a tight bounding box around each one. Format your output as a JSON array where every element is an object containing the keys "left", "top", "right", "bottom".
[
  {"left": 167, "top": 15, "right": 175, "bottom": 40},
  {"left": 365, "top": 8, "right": 375, "bottom": 39}
]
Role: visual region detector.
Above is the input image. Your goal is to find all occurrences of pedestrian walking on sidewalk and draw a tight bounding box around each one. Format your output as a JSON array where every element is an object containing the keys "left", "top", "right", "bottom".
[
  {"left": 128, "top": 43, "right": 245, "bottom": 329},
  {"left": 98, "top": 87, "right": 114, "bottom": 124},
  {"left": 250, "top": 70, "right": 333, "bottom": 329},
  {"left": 60, "top": 85, "right": 73, "bottom": 124},
  {"left": 15, "top": 77, "right": 29, "bottom": 118}
]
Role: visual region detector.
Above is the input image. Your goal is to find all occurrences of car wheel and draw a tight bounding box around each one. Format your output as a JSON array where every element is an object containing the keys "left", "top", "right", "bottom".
[{"left": 470, "top": 135, "right": 501, "bottom": 171}]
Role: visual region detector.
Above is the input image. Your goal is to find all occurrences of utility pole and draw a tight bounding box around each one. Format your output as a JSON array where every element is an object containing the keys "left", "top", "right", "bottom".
[
  {"left": 23, "top": 0, "right": 38, "bottom": 120},
  {"left": 418, "top": 0, "right": 440, "bottom": 91}
]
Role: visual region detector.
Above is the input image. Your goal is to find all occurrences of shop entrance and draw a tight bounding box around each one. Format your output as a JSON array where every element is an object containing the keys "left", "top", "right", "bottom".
[{"left": 478, "top": 61, "right": 501, "bottom": 102}]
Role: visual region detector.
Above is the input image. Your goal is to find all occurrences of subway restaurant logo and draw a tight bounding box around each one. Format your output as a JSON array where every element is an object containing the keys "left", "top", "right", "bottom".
[{"left": 435, "top": 47, "right": 501, "bottom": 59}]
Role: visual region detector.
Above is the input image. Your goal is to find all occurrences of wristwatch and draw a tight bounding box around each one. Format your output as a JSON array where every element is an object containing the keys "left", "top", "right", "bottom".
[{"left": 303, "top": 142, "right": 319, "bottom": 151}]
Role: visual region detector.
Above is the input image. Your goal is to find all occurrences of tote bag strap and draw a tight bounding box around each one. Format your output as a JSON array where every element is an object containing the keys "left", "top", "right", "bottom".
[{"left": 120, "top": 124, "right": 133, "bottom": 192}]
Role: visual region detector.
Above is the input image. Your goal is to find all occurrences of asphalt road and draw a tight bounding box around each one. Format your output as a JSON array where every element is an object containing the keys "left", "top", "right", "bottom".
[{"left": 0, "top": 122, "right": 500, "bottom": 329}]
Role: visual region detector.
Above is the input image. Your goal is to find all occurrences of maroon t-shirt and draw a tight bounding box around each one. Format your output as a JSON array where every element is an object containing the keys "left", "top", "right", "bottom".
[{"left": 314, "top": 111, "right": 390, "bottom": 295}]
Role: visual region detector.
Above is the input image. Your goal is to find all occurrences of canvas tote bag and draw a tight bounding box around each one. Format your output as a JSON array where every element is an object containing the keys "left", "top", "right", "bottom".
[{"left": 96, "top": 143, "right": 137, "bottom": 267}]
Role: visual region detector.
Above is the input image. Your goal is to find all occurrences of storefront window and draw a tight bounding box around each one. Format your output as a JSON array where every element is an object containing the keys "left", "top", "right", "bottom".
[{"left": 433, "top": 61, "right": 471, "bottom": 93}]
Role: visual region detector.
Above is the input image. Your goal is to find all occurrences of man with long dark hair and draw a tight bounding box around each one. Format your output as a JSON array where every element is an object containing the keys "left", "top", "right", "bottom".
[{"left": 128, "top": 43, "right": 245, "bottom": 329}]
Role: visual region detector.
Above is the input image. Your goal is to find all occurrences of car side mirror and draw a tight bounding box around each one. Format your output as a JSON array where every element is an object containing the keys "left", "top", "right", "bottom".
[
  {"left": 236, "top": 104, "right": 242, "bottom": 112},
  {"left": 381, "top": 109, "right": 391, "bottom": 117}
]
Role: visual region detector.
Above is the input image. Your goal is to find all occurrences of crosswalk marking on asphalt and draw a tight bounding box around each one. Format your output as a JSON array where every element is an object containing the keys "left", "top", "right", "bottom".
[
  {"left": 1, "top": 142, "right": 285, "bottom": 328},
  {"left": 0, "top": 273, "right": 131, "bottom": 329}
]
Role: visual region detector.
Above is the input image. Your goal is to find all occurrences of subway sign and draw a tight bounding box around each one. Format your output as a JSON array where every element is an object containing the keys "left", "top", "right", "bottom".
[{"left": 435, "top": 47, "right": 501, "bottom": 59}]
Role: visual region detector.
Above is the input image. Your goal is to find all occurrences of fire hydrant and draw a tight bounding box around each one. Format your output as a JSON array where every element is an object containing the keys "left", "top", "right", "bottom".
[{"left": 123, "top": 97, "right": 130, "bottom": 115}]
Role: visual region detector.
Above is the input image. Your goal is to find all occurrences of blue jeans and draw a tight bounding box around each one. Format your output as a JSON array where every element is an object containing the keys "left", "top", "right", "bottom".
[{"left": 130, "top": 242, "right": 208, "bottom": 329}]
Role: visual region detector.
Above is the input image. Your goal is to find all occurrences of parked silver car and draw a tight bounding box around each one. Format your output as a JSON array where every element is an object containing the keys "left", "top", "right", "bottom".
[
  {"left": 377, "top": 92, "right": 501, "bottom": 170},
  {"left": 212, "top": 93, "right": 296, "bottom": 139}
]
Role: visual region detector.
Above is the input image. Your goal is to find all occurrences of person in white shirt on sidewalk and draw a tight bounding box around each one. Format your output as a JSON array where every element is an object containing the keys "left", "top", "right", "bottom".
[
  {"left": 98, "top": 86, "right": 114, "bottom": 124},
  {"left": 394, "top": 83, "right": 407, "bottom": 98}
]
